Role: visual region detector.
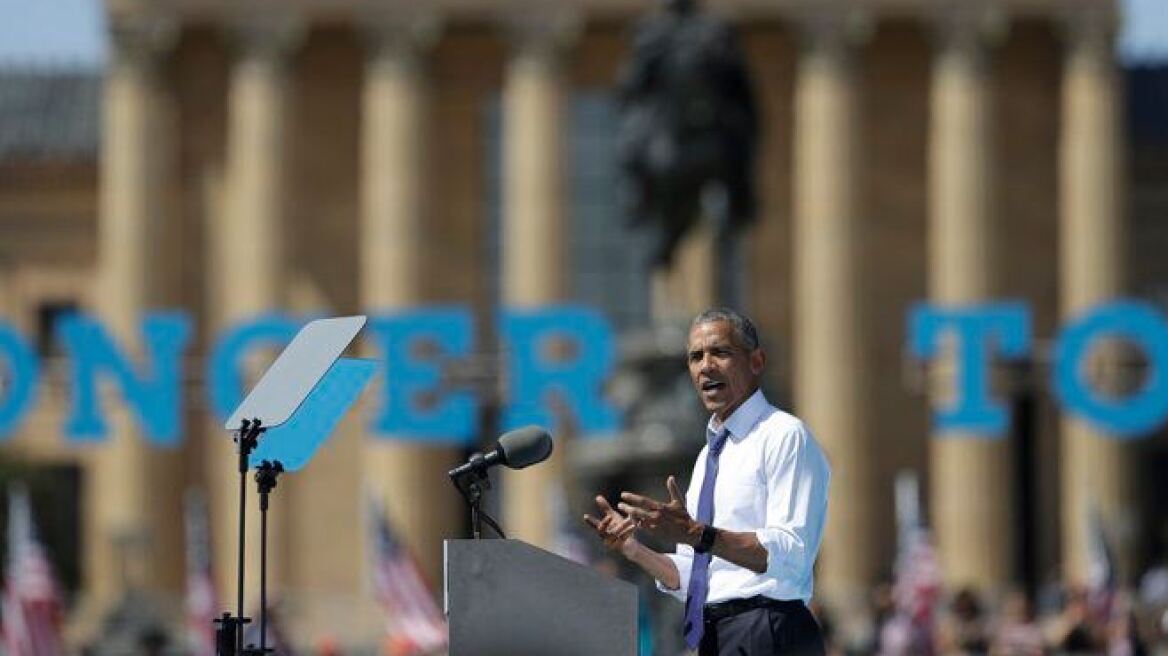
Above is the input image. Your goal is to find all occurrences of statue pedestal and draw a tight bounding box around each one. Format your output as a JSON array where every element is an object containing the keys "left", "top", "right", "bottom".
[{"left": 650, "top": 219, "right": 717, "bottom": 325}]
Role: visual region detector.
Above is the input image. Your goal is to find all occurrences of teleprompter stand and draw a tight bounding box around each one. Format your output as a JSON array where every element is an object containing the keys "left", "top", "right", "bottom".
[
  {"left": 214, "top": 317, "right": 371, "bottom": 656},
  {"left": 213, "top": 419, "right": 264, "bottom": 656}
]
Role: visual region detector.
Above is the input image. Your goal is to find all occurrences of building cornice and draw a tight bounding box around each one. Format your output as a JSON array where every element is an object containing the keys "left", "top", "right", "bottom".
[{"left": 108, "top": 0, "right": 1118, "bottom": 26}]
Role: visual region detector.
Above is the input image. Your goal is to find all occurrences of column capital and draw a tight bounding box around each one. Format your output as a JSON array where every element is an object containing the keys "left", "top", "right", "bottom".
[
  {"left": 107, "top": 11, "right": 178, "bottom": 70},
  {"left": 358, "top": 9, "right": 444, "bottom": 67},
  {"left": 929, "top": 1, "right": 1009, "bottom": 58},
  {"left": 500, "top": 8, "right": 583, "bottom": 63},
  {"left": 1059, "top": 0, "right": 1120, "bottom": 59},
  {"left": 789, "top": 2, "right": 874, "bottom": 56},
  {"left": 228, "top": 12, "right": 305, "bottom": 64}
]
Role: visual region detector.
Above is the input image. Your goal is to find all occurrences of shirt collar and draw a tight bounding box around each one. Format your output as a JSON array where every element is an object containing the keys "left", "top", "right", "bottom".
[{"left": 706, "top": 389, "right": 768, "bottom": 442}]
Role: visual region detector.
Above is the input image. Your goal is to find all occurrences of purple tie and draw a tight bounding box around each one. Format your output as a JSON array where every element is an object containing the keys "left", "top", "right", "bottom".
[{"left": 683, "top": 426, "right": 730, "bottom": 650}]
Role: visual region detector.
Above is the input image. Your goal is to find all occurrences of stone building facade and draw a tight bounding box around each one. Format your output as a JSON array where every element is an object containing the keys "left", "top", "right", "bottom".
[{"left": 1, "top": 0, "right": 1161, "bottom": 649}]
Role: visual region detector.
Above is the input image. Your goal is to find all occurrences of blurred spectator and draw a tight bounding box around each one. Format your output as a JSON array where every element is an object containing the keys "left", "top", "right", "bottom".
[
  {"left": 808, "top": 599, "right": 842, "bottom": 656},
  {"left": 1106, "top": 590, "right": 1147, "bottom": 656},
  {"left": 1046, "top": 584, "right": 1100, "bottom": 653},
  {"left": 880, "top": 612, "right": 926, "bottom": 656},
  {"left": 937, "top": 588, "right": 990, "bottom": 655},
  {"left": 868, "top": 582, "right": 896, "bottom": 653},
  {"left": 879, "top": 575, "right": 936, "bottom": 655},
  {"left": 315, "top": 635, "right": 341, "bottom": 656},
  {"left": 1138, "top": 563, "right": 1168, "bottom": 609},
  {"left": 990, "top": 590, "right": 1045, "bottom": 656},
  {"left": 138, "top": 627, "right": 168, "bottom": 656}
]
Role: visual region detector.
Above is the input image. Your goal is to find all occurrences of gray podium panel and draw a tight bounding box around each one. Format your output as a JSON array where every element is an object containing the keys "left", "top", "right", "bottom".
[{"left": 444, "top": 539, "right": 637, "bottom": 656}]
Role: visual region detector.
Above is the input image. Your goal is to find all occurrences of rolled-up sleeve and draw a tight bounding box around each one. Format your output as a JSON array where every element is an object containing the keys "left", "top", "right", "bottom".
[
  {"left": 657, "top": 545, "right": 694, "bottom": 600},
  {"left": 755, "top": 423, "right": 831, "bottom": 585}
]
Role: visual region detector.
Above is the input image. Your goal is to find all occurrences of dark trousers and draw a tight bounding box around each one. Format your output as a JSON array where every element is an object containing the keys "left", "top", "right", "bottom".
[{"left": 698, "top": 597, "right": 825, "bottom": 656}]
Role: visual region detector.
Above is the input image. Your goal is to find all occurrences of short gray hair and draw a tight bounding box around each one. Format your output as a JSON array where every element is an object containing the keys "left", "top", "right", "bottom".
[{"left": 691, "top": 307, "right": 761, "bottom": 351}]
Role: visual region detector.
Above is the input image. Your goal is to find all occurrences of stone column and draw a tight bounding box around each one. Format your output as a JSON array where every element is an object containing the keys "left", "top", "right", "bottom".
[
  {"left": 791, "top": 8, "right": 874, "bottom": 609},
  {"left": 499, "top": 12, "right": 578, "bottom": 549},
  {"left": 1058, "top": 4, "right": 1134, "bottom": 584},
  {"left": 219, "top": 19, "right": 298, "bottom": 320},
  {"left": 208, "top": 15, "right": 300, "bottom": 609},
  {"left": 88, "top": 11, "right": 178, "bottom": 613},
  {"left": 926, "top": 6, "right": 1013, "bottom": 594},
  {"left": 359, "top": 12, "right": 458, "bottom": 584}
]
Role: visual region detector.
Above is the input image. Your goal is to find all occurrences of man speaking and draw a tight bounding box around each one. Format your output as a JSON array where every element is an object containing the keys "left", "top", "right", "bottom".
[{"left": 584, "top": 308, "right": 831, "bottom": 655}]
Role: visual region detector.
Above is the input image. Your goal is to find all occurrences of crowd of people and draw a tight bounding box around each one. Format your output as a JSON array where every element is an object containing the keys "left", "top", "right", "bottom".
[{"left": 812, "top": 575, "right": 1168, "bottom": 655}]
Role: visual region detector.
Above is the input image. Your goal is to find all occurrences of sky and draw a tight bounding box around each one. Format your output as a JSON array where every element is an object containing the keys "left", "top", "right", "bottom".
[
  {"left": 1122, "top": 0, "right": 1168, "bottom": 63},
  {"left": 0, "top": 0, "right": 106, "bottom": 67},
  {"left": 0, "top": 0, "right": 1164, "bottom": 66}
]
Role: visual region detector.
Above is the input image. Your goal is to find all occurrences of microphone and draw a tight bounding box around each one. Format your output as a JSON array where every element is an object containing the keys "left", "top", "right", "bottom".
[{"left": 448, "top": 426, "right": 553, "bottom": 479}]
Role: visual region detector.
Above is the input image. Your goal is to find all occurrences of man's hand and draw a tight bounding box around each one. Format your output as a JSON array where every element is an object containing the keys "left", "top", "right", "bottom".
[
  {"left": 583, "top": 495, "right": 639, "bottom": 560},
  {"left": 617, "top": 476, "right": 702, "bottom": 547},
  {"left": 583, "top": 492, "right": 684, "bottom": 590}
]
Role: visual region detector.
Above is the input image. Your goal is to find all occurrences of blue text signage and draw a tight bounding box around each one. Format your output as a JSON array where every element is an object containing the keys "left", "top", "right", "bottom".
[
  {"left": 910, "top": 300, "right": 1168, "bottom": 439},
  {"left": 0, "top": 306, "right": 621, "bottom": 447}
]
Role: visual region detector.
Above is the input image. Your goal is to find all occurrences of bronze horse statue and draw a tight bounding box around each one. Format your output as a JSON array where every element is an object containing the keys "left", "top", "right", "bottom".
[{"left": 616, "top": 0, "right": 759, "bottom": 271}]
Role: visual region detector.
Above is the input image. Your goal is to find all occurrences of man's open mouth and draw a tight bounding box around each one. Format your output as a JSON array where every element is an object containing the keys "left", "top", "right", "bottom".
[{"left": 701, "top": 380, "right": 724, "bottom": 391}]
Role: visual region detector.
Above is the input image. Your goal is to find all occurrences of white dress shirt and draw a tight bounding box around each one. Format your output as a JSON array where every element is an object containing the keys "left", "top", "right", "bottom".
[{"left": 657, "top": 389, "right": 831, "bottom": 604}]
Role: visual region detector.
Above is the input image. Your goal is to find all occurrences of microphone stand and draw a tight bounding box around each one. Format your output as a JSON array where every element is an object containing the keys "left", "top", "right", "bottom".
[{"left": 449, "top": 457, "right": 506, "bottom": 539}]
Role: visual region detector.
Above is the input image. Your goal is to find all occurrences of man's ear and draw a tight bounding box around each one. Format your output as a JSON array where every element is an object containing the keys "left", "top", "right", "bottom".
[{"left": 750, "top": 349, "right": 765, "bottom": 375}]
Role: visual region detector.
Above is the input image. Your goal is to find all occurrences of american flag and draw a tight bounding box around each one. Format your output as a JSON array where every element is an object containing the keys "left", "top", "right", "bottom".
[
  {"left": 184, "top": 489, "right": 218, "bottom": 656},
  {"left": 1085, "top": 506, "right": 1117, "bottom": 623},
  {"left": 881, "top": 527, "right": 942, "bottom": 656},
  {"left": 881, "top": 472, "right": 941, "bottom": 656},
  {"left": 892, "top": 527, "right": 942, "bottom": 625},
  {"left": 366, "top": 496, "right": 447, "bottom": 656},
  {"left": 1, "top": 484, "right": 65, "bottom": 656}
]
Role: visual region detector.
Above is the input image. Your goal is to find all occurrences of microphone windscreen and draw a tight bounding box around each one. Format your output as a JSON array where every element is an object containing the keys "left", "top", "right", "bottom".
[{"left": 497, "top": 426, "right": 553, "bottom": 469}]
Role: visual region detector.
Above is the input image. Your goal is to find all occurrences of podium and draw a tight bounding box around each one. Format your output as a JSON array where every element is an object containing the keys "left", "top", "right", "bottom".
[{"left": 444, "top": 539, "right": 638, "bottom": 656}]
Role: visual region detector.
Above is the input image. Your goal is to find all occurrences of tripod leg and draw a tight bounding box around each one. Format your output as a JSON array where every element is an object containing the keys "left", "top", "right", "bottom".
[
  {"left": 214, "top": 613, "right": 238, "bottom": 656},
  {"left": 259, "top": 495, "right": 268, "bottom": 652}
]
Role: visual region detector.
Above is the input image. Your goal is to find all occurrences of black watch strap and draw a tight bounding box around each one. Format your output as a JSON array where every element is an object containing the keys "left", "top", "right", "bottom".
[{"left": 694, "top": 524, "right": 718, "bottom": 554}]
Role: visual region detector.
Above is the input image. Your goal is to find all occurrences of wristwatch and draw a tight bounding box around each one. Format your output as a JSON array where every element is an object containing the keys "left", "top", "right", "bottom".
[{"left": 694, "top": 524, "right": 718, "bottom": 554}]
